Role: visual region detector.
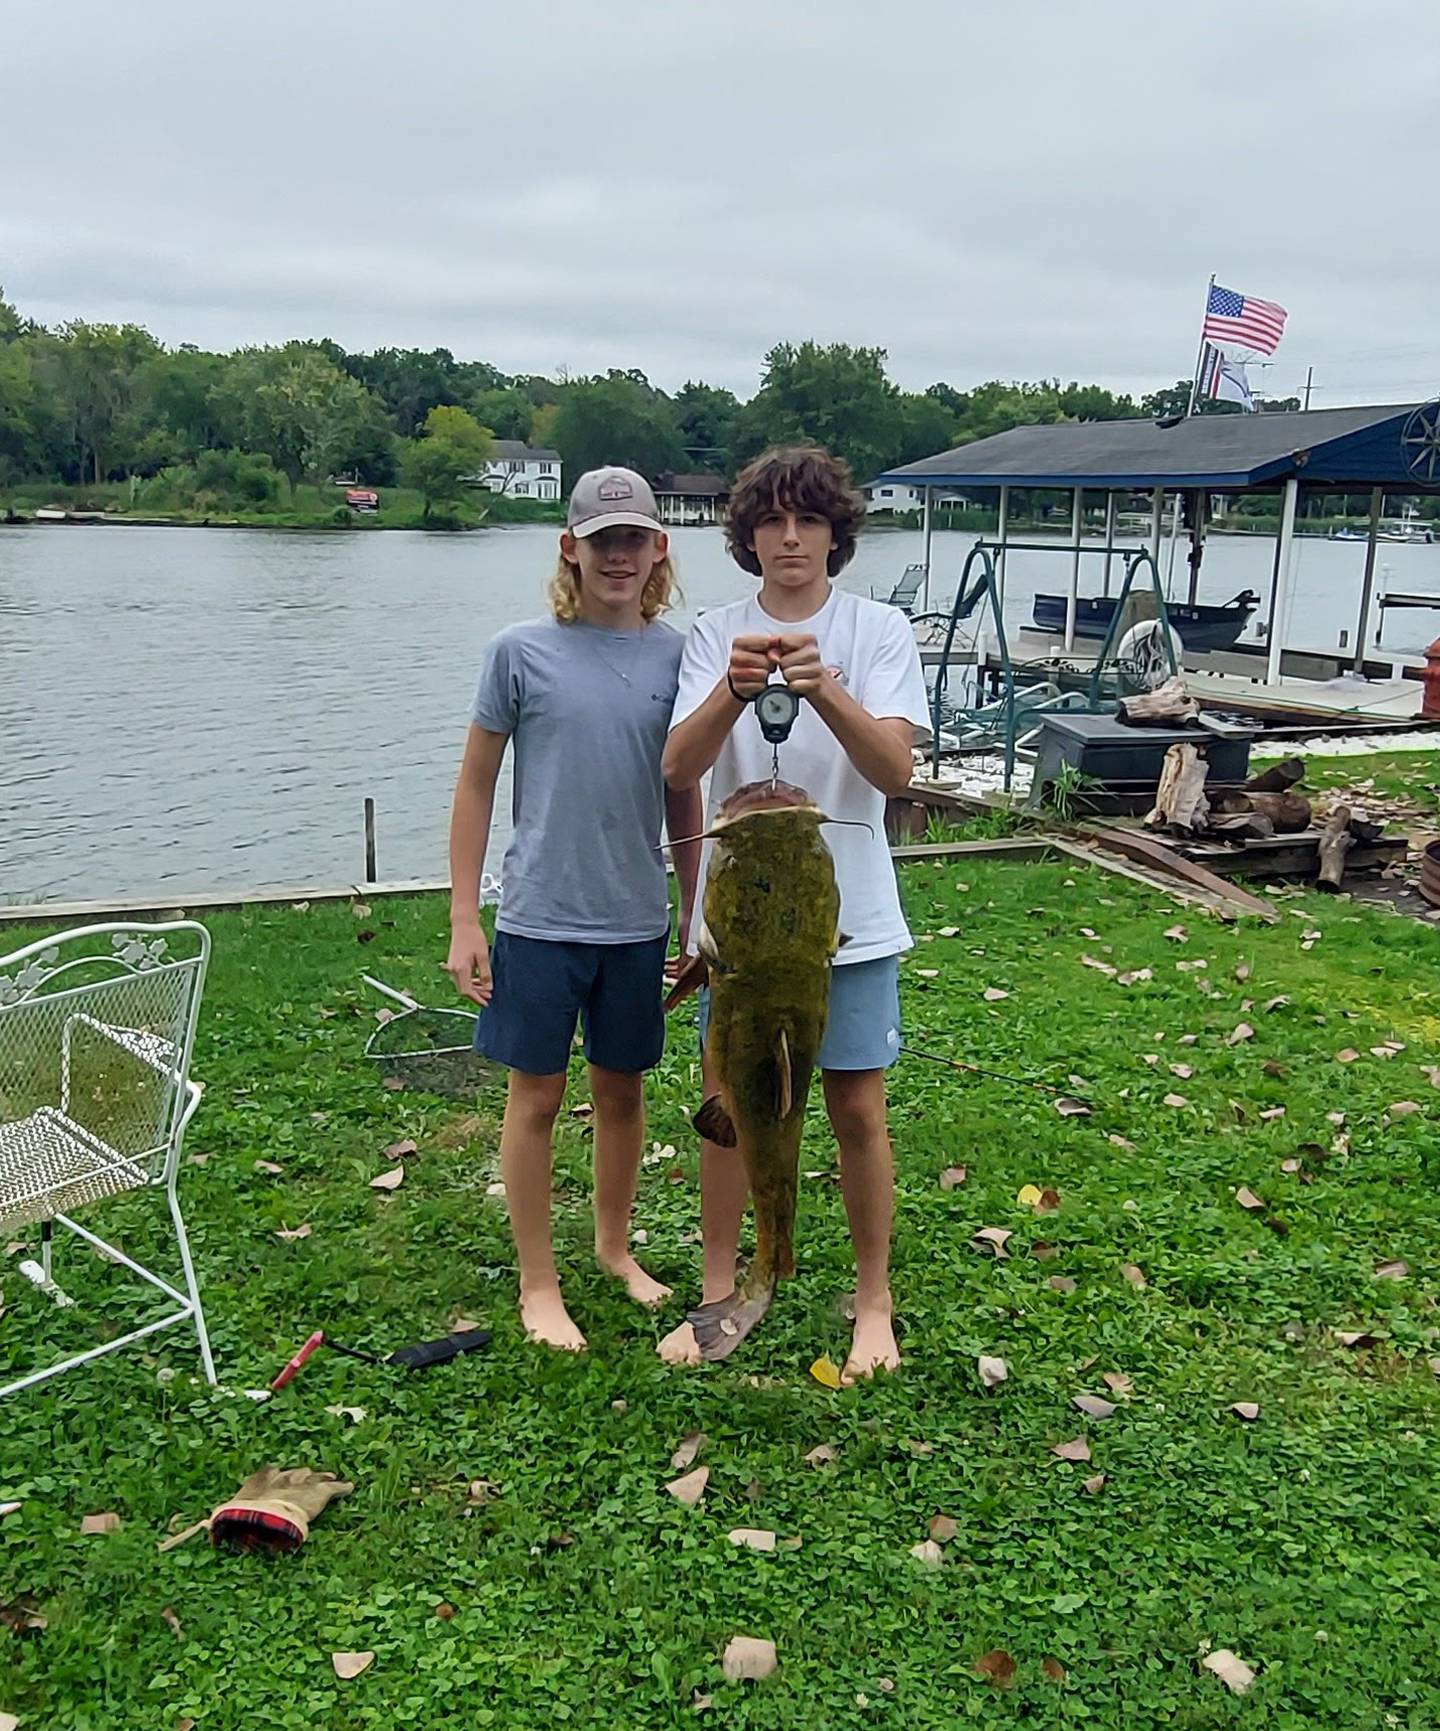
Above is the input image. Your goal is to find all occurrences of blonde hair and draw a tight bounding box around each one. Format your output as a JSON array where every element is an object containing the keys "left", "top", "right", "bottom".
[{"left": 547, "top": 543, "right": 680, "bottom": 623}]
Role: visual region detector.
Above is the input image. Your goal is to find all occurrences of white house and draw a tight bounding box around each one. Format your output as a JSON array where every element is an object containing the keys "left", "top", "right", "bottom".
[
  {"left": 653, "top": 471, "right": 729, "bottom": 526},
  {"left": 864, "top": 481, "right": 925, "bottom": 513},
  {"left": 471, "top": 442, "right": 562, "bottom": 500}
]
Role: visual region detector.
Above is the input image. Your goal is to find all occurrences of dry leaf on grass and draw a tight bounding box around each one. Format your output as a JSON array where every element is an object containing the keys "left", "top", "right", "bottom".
[
  {"left": 1333, "top": 1330, "right": 1374, "bottom": 1348},
  {"left": 1117, "top": 968, "right": 1153, "bottom": 986},
  {"left": 914, "top": 968, "right": 939, "bottom": 980},
  {"left": 1229, "top": 1402, "right": 1260, "bottom": 1422},
  {"left": 275, "top": 1223, "right": 312, "bottom": 1240},
  {"left": 1108, "top": 1133, "right": 1137, "bottom": 1150},
  {"left": 1264, "top": 996, "right": 1289, "bottom": 1012},
  {"left": 1035, "top": 1187, "right": 1060, "bottom": 1214},
  {"left": 1178, "top": 1032, "right": 1199, "bottom": 1045},
  {"left": 1072, "top": 1394, "right": 1116, "bottom": 1420},
  {"left": 80, "top": 1512, "right": 121, "bottom": 1535},
  {"left": 369, "top": 1167, "right": 405, "bottom": 1191},
  {"left": 1259, "top": 1106, "right": 1287, "bottom": 1121},
  {"left": 1054, "top": 1096, "right": 1091, "bottom": 1118},
  {"left": 0, "top": 1715, "right": 20, "bottom": 1731},
  {"left": 938, "top": 1165, "right": 967, "bottom": 1189},
  {"left": 1142, "top": 1054, "right": 1160, "bottom": 1067},
  {"left": 1042, "top": 1655, "right": 1067, "bottom": 1682},
  {"left": 1164, "top": 925, "right": 1188, "bottom": 941},
  {"left": 1082, "top": 1473, "right": 1107, "bottom": 1494},
  {"left": 671, "top": 1431, "right": 707, "bottom": 1470},
  {"left": 722, "top": 1636, "right": 778, "bottom": 1682},
  {"left": 909, "top": 1539, "right": 944, "bottom": 1568},
  {"left": 665, "top": 1467, "right": 710, "bottom": 1506},
  {"left": 1121, "top": 1263, "right": 1147, "bottom": 1288},
  {"left": 1082, "top": 953, "right": 1118, "bottom": 977},
  {"left": 1102, "top": 1372, "right": 1133, "bottom": 1396},
  {"left": 485, "top": 1180, "right": 506, "bottom": 1198},
  {"left": 809, "top": 1354, "right": 844, "bottom": 1389},
  {"left": 1326, "top": 1110, "right": 1346, "bottom": 1125},
  {"left": 332, "top": 1651, "right": 375, "bottom": 1680},
  {"left": 1228, "top": 1023, "right": 1255, "bottom": 1046},
  {"left": 1201, "top": 1649, "right": 1256, "bottom": 1695},
  {"left": 929, "top": 1514, "right": 958, "bottom": 1543},
  {"left": 383, "top": 1138, "right": 418, "bottom": 1159},
  {"left": 1234, "top": 962, "right": 1252, "bottom": 982},
  {"left": 977, "top": 1355, "right": 1008, "bottom": 1389},
  {"left": 1051, "top": 1436, "right": 1092, "bottom": 1462},
  {"left": 1421, "top": 1065, "right": 1440, "bottom": 1089},
  {"left": 728, "top": 1528, "right": 777, "bottom": 1552},
  {"left": 1375, "top": 1260, "right": 1409, "bottom": 1280},
  {"left": 1163, "top": 1093, "right": 1189, "bottom": 1109},
  {"left": 1047, "top": 1275, "right": 1078, "bottom": 1294},
  {"left": 803, "top": 1444, "right": 836, "bottom": 1466},
  {"left": 1236, "top": 1186, "right": 1266, "bottom": 1211},
  {"left": 1336, "top": 1048, "right": 1360, "bottom": 1063},
  {"left": 1017, "top": 1184, "right": 1043, "bottom": 1206},
  {"left": 1387, "top": 1101, "right": 1422, "bottom": 1118},
  {"left": 1031, "top": 1240, "right": 1058, "bottom": 1260},
  {"left": 969, "top": 1227, "right": 1013, "bottom": 1258},
  {"left": 1169, "top": 1063, "right": 1194, "bottom": 1080},
  {"left": 983, "top": 987, "right": 1010, "bottom": 1002},
  {"left": 161, "top": 1605, "right": 183, "bottom": 1639},
  {"left": 974, "top": 1649, "right": 1017, "bottom": 1688},
  {"left": 937, "top": 925, "right": 960, "bottom": 938}
]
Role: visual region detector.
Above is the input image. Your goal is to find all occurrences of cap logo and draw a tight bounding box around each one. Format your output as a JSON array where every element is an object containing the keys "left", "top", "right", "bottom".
[{"left": 597, "top": 477, "right": 634, "bottom": 502}]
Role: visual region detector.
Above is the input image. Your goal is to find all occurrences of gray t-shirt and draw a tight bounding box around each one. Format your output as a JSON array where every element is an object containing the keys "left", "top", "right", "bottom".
[{"left": 471, "top": 615, "right": 684, "bottom": 943}]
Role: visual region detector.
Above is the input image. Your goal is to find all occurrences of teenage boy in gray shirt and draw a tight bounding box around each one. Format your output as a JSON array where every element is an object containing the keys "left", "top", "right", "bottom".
[{"left": 447, "top": 468, "right": 702, "bottom": 1351}]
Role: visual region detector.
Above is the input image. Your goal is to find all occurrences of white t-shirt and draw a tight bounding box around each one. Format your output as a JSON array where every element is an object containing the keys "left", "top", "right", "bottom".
[{"left": 670, "top": 587, "right": 931, "bottom": 967}]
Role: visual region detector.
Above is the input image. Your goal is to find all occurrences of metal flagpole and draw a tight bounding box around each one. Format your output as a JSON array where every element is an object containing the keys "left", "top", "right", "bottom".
[{"left": 1185, "top": 275, "right": 1216, "bottom": 418}]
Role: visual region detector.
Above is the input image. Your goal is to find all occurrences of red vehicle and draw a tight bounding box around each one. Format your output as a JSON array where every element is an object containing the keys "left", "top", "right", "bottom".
[{"left": 345, "top": 488, "right": 380, "bottom": 513}]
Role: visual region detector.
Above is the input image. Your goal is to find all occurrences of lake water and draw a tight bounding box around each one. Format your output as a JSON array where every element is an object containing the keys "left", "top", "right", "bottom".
[{"left": 4, "top": 520, "right": 1439, "bottom": 902}]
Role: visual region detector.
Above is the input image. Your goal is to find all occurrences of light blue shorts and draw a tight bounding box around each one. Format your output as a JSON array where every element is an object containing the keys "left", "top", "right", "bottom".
[{"left": 697, "top": 954, "right": 902, "bottom": 1073}]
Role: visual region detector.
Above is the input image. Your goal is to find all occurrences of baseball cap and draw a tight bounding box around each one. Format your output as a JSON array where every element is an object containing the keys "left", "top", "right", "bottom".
[{"left": 566, "top": 467, "right": 663, "bottom": 537}]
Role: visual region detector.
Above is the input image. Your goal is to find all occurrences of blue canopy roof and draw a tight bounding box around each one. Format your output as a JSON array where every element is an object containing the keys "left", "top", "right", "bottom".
[{"left": 878, "top": 403, "right": 1438, "bottom": 492}]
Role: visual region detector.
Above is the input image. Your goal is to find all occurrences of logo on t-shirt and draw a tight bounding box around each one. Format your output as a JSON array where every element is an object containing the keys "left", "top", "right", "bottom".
[{"left": 828, "top": 663, "right": 847, "bottom": 686}]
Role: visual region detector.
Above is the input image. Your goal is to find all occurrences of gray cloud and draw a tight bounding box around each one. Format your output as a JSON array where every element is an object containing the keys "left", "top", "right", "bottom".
[{"left": 6, "top": 0, "right": 1440, "bottom": 405}]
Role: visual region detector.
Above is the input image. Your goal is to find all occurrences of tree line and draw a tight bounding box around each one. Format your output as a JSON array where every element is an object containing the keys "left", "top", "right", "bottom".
[{"left": 0, "top": 286, "right": 1297, "bottom": 517}]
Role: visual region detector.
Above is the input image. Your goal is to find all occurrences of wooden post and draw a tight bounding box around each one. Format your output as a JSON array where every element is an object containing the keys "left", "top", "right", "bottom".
[
  {"left": 1316, "top": 804, "right": 1354, "bottom": 893},
  {"left": 1266, "top": 478, "right": 1300, "bottom": 685},
  {"left": 364, "top": 797, "right": 377, "bottom": 883},
  {"left": 1351, "top": 486, "right": 1384, "bottom": 674}
]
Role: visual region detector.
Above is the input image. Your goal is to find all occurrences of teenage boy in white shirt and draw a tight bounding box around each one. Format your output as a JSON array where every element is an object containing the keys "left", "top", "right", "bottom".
[{"left": 660, "top": 444, "right": 929, "bottom": 1380}]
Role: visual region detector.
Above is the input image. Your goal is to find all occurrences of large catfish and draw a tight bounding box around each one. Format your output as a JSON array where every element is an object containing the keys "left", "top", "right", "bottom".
[{"left": 666, "top": 779, "right": 840, "bottom": 1360}]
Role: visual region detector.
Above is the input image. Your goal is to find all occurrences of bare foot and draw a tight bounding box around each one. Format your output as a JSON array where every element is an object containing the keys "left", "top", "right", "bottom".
[
  {"left": 842, "top": 1295, "right": 900, "bottom": 1383},
  {"left": 519, "top": 1288, "right": 587, "bottom": 1352},
  {"left": 657, "top": 1319, "right": 703, "bottom": 1365},
  {"left": 598, "top": 1252, "right": 673, "bottom": 1308}
]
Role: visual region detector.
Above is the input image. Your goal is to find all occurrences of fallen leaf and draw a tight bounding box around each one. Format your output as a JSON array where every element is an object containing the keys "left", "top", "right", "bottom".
[
  {"left": 382, "top": 1077, "right": 405, "bottom": 1091},
  {"left": 275, "top": 1223, "right": 312, "bottom": 1240},
  {"left": 977, "top": 1355, "right": 1008, "bottom": 1389},
  {"left": 1082, "top": 954, "right": 1117, "bottom": 976},
  {"left": 728, "top": 1528, "right": 777, "bottom": 1552},
  {"left": 324, "top": 1404, "right": 367, "bottom": 1424},
  {"left": 1047, "top": 1275, "right": 1077, "bottom": 1294},
  {"left": 1387, "top": 1101, "right": 1422, "bottom": 1118},
  {"left": 1281, "top": 1158, "right": 1301, "bottom": 1173},
  {"left": 671, "top": 1432, "right": 707, "bottom": 1470},
  {"left": 1227, "top": 1023, "right": 1255, "bottom": 1046},
  {"left": 383, "top": 1138, "right": 418, "bottom": 1159},
  {"left": 1079, "top": 926, "right": 1098, "bottom": 938},
  {"left": 1117, "top": 968, "right": 1153, "bottom": 986},
  {"left": 1102, "top": 1372, "right": 1133, "bottom": 1396},
  {"left": 809, "top": 1354, "right": 844, "bottom": 1389},
  {"left": 1108, "top": 1133, "right": 1136, "bottom": 1150},
  {"left": 351, "top": 902, "right": 371, "bottom": 918},
  {"left": 938, "top": 1165, "right": 967, "bottom": 1189},
  {"left": 373, "top": 1006, "right": 395, "bottom": 1026},
  {"left": 1375, "top": 1260, "right": 1409, "bottom": 1280},
  {"left": 974, "top": 1649, "right": 1017, "bottom": 1688},
  {"left": 915, "top": 968, "right": 939, "bottom": 980},
  {"left": 1016, "top": 1184, "right": 1043, "bottom": 1206},
  {"left": 1042, "top": 1655, "right": 1067, "bottom": 1682},
  {"left": 691, "top": 1692, "right": 714, "bottom": 1711},
  {"left": 1333, "top": 1330, "right": 1374, "bottom": 1348},
  {"left": 1035, "top": 1187, "right": 1061, "bottom": 1214},
  {"left": 80, "top": 1512, "right": 122, "bottom": 1535},
  {"left": 0, "top": 1598, "right": 46, "bottom": 1635},
  {"left": 1259, "top": 1106, "right": 1286, "bottom": 1121},
  {"left": 902, "top": 1439, "right": 935, "bottom": 1458},
  {"left": 161, "top": 1605, "right": 183, "bottom": 1639},
  {"left": 1236, "top": 1186, "right": 1265, "bottom": 1210},
  {"left": 1169, "top": 1063, "right": 1194, "bottom": 1080},
  {"left": 1051, "top": 1436, "right": 1092, "bottom": 1462},
  {"left": 969, "top": 1227, "right": 1012, "bottom": 1258},
  {"left": 983, "top": 987, "right": 1010, "bottom": 1002},
  {"left": 332, "top": 1651, "right": 375, "bottom": 1680},
  {"left": 465, "top": 1478, "right": 499, "bottom": 1506},
  {"left": 1264, "top": 996, "right": 1289, "bottom": 1012},
  {"left": 253, "top": 1160, "right": 284, "bottom": 1175},
  {"left": 569, "top": 1102, "right": 593, "bottom": 1119},
  {"left": 1082, "top": 1473, "right": 1107, "bottom": 1494},
  {"left": 803, "top": 1444, "right": 837, "bottom": 1466},
  {"left": 1202, "top": 1649, "right": 1256, "bottom": 1695},
  {"left": 1030, "top": 1240, "right": 1058, "bottom": 1259},
  {"left": 1327, "top": 1111, "right": 1346, "bottom": 1125},
  {"left": 1229, "top": 1402, "right": 1260, "bottom": 1422},
  {"left": 435, "top": 1603, "right": 455, "bottom": 1620},
  {"left": 1164, "top": 925, "right": 1188, "bottom": 941},
  {"left": 721, "top": 1636, "right": 778, "bottom": 1682},
  {"left": 1163, "top": 1093, "right": 1189, "bottom": 1109},
  {"left": 665, "top": 1467, "right": 710, "bottom": 1506},
  {"left": 928, "top": 1514, "right": 958, "bottom": 1543},
  {"left": 1142, "top": 1054, "right": 1160, "bottom": 1067},
  {"left": 1054, "top": 1096, "right": 1091, "bottom": 1118},
  {"left": 937, "top": 925, "right": 960, "bottom": 937},
  {"left": 1072, "top": 1394, "right": 1116, "bottom": 1420},
  {"left": 1121, "top": 1263, "right": 1147, "bottom": 1288},
  {"left": 1421, "top": 1065, "right": 1440, "bottom": 1089},
  {"left": 1262, "top": 1060, "right": 1286, "bottom": 1078},
  {"left": 1336, "top": 1048, "right": 1360, "bottom": 1063},
  {"left": 369, "top": 1166, "right": 405, "bottom": 1191},
  {"left": 1178, "top": 1032, "right": 1199, "bottom": 1045},
  {"left": 1234, "top": 962, "right": 1252, "bottom": 982}
]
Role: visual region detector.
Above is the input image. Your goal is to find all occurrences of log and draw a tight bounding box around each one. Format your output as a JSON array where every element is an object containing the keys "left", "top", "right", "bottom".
[
  {"left": 1349, "top": 816, "right": 1386, "bottom": 845},
  {"left": 1243, "top": 791, "right": 1313, "bottom": 834},
  {"left": 1317, "top": 804, "right": 1355, "bottom": 893},
  {"left": 1207, "top": 811, "right": 1276, "bottom": 842},
  {"left": 1144, "top": 742, "right": 1210, "bottom": 834},
  {"left": 1118, "top": 676, "right": 1201, "bottom": 727},
  {"left": 1246, "top": 757, "right": 1305, "bottom": 794}
]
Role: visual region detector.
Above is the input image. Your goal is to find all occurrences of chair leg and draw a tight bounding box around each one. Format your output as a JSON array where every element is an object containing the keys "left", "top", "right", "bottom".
[
  {"left": 167, "top": 1176, "right": 216, "bottom": 1384},
  {"left": 41, "top": 1217, "right": 53, "bottom": 1281}
]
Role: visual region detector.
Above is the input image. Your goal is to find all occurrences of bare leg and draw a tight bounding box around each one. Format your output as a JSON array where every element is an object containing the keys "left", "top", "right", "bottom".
[
  {"left": 589, "top": 1063, "right": 671, "bottom": 1306},
  {"left": 658, "top": 1051, "right": 748, "bottom": 1364},
  {"left": 499, "top": 1068, "right": 585, "bottom": 1351},
  {"left": 824, "top": 1068, "right": 899, "bottom": 1382}
]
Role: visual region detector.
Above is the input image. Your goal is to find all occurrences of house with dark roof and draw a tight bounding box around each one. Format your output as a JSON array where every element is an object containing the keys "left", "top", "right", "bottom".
[
  {"left": 653, "top": 471, "right": 729, "bottom": 526},
  {"left": 471, "top": 441, "right": 562, "bottom": 500}
]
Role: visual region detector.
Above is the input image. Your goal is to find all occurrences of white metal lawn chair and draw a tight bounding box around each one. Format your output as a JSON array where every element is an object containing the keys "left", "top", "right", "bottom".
[{"left": 0, "top": 920, "right": 216, "bottom": 1397}]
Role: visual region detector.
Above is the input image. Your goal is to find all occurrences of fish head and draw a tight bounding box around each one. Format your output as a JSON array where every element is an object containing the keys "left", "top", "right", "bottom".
[{"left": 708, "top": 779, "right": 829, "bottom": 834}]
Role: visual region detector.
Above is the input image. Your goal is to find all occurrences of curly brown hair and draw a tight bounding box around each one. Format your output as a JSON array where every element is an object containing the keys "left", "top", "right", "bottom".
[{"left": 725, "top": 444, "right": 866, "bottom": 578}]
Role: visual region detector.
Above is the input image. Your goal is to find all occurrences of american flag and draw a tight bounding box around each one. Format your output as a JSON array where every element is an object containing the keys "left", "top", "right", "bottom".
[{"left": 1202, "top": 283, "right": 1287, "bottom": 355}]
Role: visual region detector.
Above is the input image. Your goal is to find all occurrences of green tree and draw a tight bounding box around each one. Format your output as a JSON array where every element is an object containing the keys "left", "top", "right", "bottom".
[
  {"left": 550, "top": 375, "right": 685, "bottom": 484},
  {"left": 731, "top": 342, "right": 905, "bottom": 481},
  {"left": 528, "top": 401, "right": 560, "bottom": 451},
  {"left": 213, "top": 345, "right": 391, "bottom": 493},
  {"left": 143, "top": 345, "right": 228, "bottom": 459},
  {"left": 0, "top": 289, "right": 22, "bottom": 346},
  {"left": 1140, "top": 380, "right": 1194, "bottom": 419},
  {"left": 673, "top": 380, "right": 740, "bottom": 471},
  {"left": 400, "top": 404, "right": 492, "bottom": 521},
  {"left": 43, "top": 320, "right": 162, "bottom": 483},
  {"left": 466, "top": 386, "right": 532, "bottom": 442},
  {"left": 0, "top": 341, "right": 44, "bottom": 481},
  {"left": 343, "top": 346, "right": 460, "bottom": 436}
]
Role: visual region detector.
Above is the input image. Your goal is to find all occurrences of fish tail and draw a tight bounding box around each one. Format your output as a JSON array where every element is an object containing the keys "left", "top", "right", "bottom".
[{"left": 687, "top": 1267, "right": 778, "bottom": 1362}]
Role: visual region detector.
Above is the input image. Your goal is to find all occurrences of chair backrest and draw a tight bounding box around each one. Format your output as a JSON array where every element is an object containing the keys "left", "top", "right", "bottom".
[
  {"left": 0, "top": 922, "right": 210, "bottom": 1183},
  {"left": 886, "top": 565, "right": 925, "bottom": 611}
]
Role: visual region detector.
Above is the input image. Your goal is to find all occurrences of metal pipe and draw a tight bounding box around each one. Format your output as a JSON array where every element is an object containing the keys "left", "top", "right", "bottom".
[
  {"left": 920, "top": 486, "right": 934, "bottom": 614},
  {"left": 1065, "top": 488, "right": 1083, "bottom": 650},
  {"left": 1351, "top": 486, "right": 1384, "bottom": 673},
  {"left": 364, "top": 797, "right": 377, "bottom": 883},
  {"left": 1266, "top": 478, "right": 1301, "bottom": 684},
  {"left": 1149, "top": 486, "right": 1163, "bottom": 566},
  {"left": 1187, "top": 489, "right": 1207, "bottom": 607},
  {"left": 996, "top": 485, "right": 1009, "bottom": 608},
  {"left": 1101, "top": 491, "right": 1117, "bottom": 598}
]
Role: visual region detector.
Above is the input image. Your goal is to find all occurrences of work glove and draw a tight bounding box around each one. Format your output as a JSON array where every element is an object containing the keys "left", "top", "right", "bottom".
[{"left": 208, "top": 1465, "right": 355, "bottom": 1554}]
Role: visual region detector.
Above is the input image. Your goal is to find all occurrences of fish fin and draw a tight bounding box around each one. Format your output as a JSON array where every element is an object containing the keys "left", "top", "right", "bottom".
[
  {"left": 688, "top": 1285, "right": 777, "bottom": 1361},
  {"left": 663, "top": 952, "right": 708, "bottom": 1011},
  {"left": 837, "top": 930, "right": 854, "bottom": 948},
  {"left": 773, "top": 1028, "right": 794, "bottom": 1120},
  {"left": 697, "top": 918, "right": 722, "bottom": 966},
  {"left": 692, "top": 1094, "right": 737, "bottom": 1148}
]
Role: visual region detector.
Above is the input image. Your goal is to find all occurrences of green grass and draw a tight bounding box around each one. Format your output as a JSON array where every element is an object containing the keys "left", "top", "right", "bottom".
[
  {"left": 1249, "top": 750, "right": 1440, "bottom": 824},
  {"left": 2, "top": 864, "right": 1439, "bottom": 1727}
]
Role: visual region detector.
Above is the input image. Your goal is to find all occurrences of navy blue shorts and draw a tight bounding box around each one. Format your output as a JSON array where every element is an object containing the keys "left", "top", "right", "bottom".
[{"left": 474, "top": 931, "right": 668, "bottom": 1076}]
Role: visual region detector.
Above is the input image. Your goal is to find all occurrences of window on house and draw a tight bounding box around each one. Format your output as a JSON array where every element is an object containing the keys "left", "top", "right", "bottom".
[
  {"left": 880, "top": 488, "right": 893, "bottom": 497},
  {"left": 514, "top": 482, "right": 529, "bottom": 495}
]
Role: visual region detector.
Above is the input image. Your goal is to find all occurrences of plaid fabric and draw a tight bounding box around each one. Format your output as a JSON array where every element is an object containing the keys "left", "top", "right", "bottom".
[{"left": 209, "top": 1504, "right": 306, "bottom": 1553}]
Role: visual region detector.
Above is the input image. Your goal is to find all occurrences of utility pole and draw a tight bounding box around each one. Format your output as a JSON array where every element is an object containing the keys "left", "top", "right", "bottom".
[{"left": 1303, "top": 366, "right": 1314, "bottom": 412}]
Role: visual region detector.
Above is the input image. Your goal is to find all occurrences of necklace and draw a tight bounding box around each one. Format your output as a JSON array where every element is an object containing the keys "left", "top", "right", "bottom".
[{"left": 579, "top": 622, "right": 645, "bottom": 686}]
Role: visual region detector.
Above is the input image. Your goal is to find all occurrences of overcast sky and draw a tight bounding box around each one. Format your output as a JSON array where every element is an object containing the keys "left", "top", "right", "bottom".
[{"left": 7, "top": 0, "right": 1440, "bottom": 407}]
